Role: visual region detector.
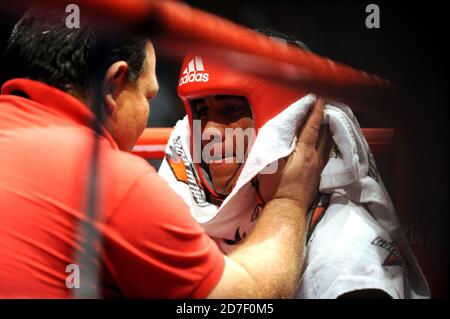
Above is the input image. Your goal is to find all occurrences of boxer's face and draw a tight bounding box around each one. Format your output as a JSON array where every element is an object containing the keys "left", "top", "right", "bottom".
[
  {"left": 104, "top": 42, "right": 159, "bottom": 151},
  {"left": 191, "top": 95, "right": 253, "bottom": 195}
]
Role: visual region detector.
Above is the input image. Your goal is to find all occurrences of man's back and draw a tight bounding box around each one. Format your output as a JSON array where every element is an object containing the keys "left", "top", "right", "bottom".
[{"left": 0, "top": 79, "right": 224, "bottom": 298}]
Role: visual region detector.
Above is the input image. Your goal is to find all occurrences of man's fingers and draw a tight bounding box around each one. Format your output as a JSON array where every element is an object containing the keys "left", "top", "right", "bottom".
[
  {"left": 298, "top": 98, "right": 325, "bottom": 149},
  {"left": 315, "top": 125, "right": 334, "bottom": 169}
]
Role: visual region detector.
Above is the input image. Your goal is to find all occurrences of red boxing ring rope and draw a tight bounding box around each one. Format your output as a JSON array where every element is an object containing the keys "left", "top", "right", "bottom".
[{"left": 2, "top": 0, "right": 392, "bottom": 108}]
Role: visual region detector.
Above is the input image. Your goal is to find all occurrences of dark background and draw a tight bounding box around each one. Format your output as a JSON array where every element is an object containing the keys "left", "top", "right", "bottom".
[{"left": 0, "top": 0, "right": 448, "bottom": 297}]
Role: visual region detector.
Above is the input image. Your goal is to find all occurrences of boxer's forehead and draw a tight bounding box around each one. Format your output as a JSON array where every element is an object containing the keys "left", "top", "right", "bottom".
[{"left": 190, "top": 95, "right": 249, "bottom": 107}]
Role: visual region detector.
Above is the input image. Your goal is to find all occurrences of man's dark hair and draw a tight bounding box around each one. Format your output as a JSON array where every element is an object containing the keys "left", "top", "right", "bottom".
[
  {"left": 1, "top": 8, "right": 148, "bottom": 100},
  {"left": 255, "top": 28, "right": 312, "bottom": 52}
]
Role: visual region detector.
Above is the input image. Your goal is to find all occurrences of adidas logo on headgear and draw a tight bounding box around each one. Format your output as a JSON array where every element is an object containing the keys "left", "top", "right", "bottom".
[{"left": 179, "top": 56, "right": 209, "bottom": 86}]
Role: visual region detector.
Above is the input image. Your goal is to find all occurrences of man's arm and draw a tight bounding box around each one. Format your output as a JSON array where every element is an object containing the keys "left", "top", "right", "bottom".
[
  {"left": 208, "top": 198, "right": 307, "bottom": 298},
  {"left": 208, "top": 98, "right": 332, "bottom": 298}
]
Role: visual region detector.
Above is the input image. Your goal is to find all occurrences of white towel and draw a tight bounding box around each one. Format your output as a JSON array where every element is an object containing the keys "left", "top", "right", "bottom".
[{"left": 159, "top": 94, "right": 430, "bottom": 298}]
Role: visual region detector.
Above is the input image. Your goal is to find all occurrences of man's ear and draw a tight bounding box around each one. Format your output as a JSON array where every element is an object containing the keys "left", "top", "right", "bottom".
[{"left": 103, "top": 61, "right": 129, "bottom": 116}]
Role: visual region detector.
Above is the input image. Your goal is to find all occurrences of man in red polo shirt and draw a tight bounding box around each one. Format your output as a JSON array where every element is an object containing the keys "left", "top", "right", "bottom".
[{"left": 0, "top": 9, "right": 328, "bottom": 298}]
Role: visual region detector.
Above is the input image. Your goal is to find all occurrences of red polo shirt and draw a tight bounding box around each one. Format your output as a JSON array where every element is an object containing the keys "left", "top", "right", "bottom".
[{"left": 0, "top": 79, "right": 224, "bottom": 298}]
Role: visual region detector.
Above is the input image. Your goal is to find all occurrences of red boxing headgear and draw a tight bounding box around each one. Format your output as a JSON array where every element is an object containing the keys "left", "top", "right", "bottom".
[
  {"left": 176, "top": 54, "right": 308, "bottom": 200},
  {"left": 177, "top": 54, "right": 308, "bottom": 131}
]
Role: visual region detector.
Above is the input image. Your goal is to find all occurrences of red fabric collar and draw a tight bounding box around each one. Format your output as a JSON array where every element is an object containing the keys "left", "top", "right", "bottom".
[{"left": 1, "top": 78, "right": 118, "bottom": 149}]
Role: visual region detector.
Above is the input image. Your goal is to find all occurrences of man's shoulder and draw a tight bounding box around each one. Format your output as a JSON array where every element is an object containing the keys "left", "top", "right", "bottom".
[
  {"left": 105, "top": 148, "right": 156, "bottom": 175},
  {"left": 96, "top": 147, "right": 168, "bottom": 219},
  {"left": 306, "top": 194, "right": 394, "bottom": 266},
  {"left": 102, "top": 148, "right": 161, "bottom": 189},
  {"left": 299, "top": 194, "right": 404, "bottom": 299},
  {"left": 312, "top": 194, "right": 388, "bottom": 244}
]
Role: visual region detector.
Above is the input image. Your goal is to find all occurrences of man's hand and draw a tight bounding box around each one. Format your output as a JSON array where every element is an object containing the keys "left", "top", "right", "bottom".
[{"left": 259, "top": 97, "right": 333, "bottom": 212}]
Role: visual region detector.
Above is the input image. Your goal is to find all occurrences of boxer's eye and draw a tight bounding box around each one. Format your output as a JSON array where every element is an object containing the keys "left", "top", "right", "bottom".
[
  {"left": 195, "top": 105, "right": 209, "bottom": 118},
  {"left": 223, "top": 105, "right": 242, "bottom": 118}
]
